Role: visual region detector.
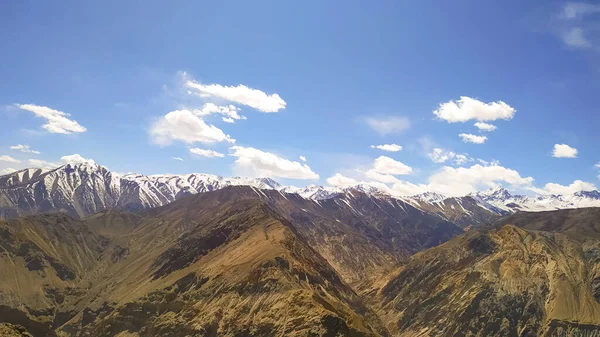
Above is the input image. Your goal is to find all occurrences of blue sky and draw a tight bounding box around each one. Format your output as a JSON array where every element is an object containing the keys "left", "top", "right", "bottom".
[{"left": 1, "top": 0, "right": 600, "bottom": 196}]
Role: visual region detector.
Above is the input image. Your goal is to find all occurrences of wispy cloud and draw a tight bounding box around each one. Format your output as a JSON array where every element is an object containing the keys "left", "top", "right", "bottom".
[
  {"left": 364, "top": 116, "right": 410, "bottom": 135},
  {"left": 370, "top": 144, "right": 403, "bottom": 152},
  {"left": 186, "top": 79, "right": 286, "bottom": 113},
  {"left": 189, "top": 148, "right": 225, "bottom": 158},
  {"left": 0, "top": 155, "right": 20, "bottom": 163},
  {"left": 15, "top": 104, "right": 87, "bottom": 134},
  {"left": 10, "top": 144, "right": 40, "bottom": 154},
  {"left": 459, "top": 133, "right": 487, "bottom": 144}
]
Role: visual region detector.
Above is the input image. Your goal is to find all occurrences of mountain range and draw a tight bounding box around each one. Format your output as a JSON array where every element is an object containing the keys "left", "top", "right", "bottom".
[
  {"left": 2, "top": 162, "right": 600, "bottom": 225},
  {"left": 0, "top": 183, "right": 599, "bottom": 336}
]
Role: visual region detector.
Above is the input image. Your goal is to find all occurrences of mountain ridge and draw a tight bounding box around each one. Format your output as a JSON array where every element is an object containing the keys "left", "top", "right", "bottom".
[{"left": 1, "top": 164, "right": 599, "bottom": 224}]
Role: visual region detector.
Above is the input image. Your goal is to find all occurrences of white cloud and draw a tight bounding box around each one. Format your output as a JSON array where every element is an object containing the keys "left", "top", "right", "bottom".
[
  {"left": 386, "top": 163, "right": 535, "bottom": 197},
  {"left": 428, "top": 148, "right": 472, "bottom": 165},
  {"left": 596, "top": 162, "right": 600, "bottom": 169},
  {"left": 173, "top": 157, "right": 184, "bottom": 161},
  {"left": 538, "top": 180, "right": 596, "bottom": 195},
  {"left": 365, "top": 170, "right": 400, "bottom": 184},
  {"left": 0, "top": 155, "right": 20, "bottom": 163},
  {"left": 0, "top": 168, "right": 17, "bottom": 175},
  {"left": 28, "top": 159, "right": 60, "bottom": 170},
  {"left": 186, "top": 81, "right": 286, "bottom": 113},
  {"left": 299, "top": 156, "right": 307, "bottom": 162},
  {"left": 428, "top": 148, "right": 456, "bottom": 163},
  {"left": 454, "top": 154, "right": 470, "bottom": 165},
  {"left": 563, "top": 3, "right": 600, "bottom": 19},
  {"left": 15, "top": 104, "right": 87, "bottom": 134},
  {"left": 434, "top": 97, "right": 516, "bottom": 123},
  {"left": 474, "top": 122, "right": 497, "bottom": 132},
  {"left": 370, "top": 144, "right": 403, "bottom": 152},
  {"left": 561, "top": 27, "right": 591, "bottom": 48},
  {"left": 150, "top": 110, "right": 235, "bottom": 146},
  {"left": 364, "top": 116, "right": 410, "bottom": 135},
  {"left": 10, "top": 144, "right": 40, "bottom": 154},
  {"left": 60, "top": 154, "right": 95, "bottom": 164},
  {"left": 189, "top": 148, "right": 225, "bottom": 158},
  {"left": 326, "top": 173, "right": 359, "bottom": 187},
  {"left": 427, "top": 147, "right": 474, "bottom": 165},
  {"left": 459, "top": 133, "right": 487, "bottom": 144},
  {"left": 193, "top": 103, "right": 246, "bottom": 123},
  {"left": 391, "top": 181, "right": 429, "bottom": 196},
  {"left": 552, "top": 143, "right": 578, "bottom": 158},
  {"left": 229, "top": 146, "right": 319, "bottom": 180},
  {"left": 371, "top": 156, "right": 412, "bottom": 175}
]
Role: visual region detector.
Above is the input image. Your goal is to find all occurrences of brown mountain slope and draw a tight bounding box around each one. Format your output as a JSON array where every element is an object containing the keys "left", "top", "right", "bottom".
[
  {"left": 1, "top": 187, "right": 393, "bottom": 336},
  {"left": 372, "top": 208, "right": 600, "bottom": 336},
  {"left": 156, "top": 186, "right": 463, "bottom": 287},
  {"left": 409, "top": 196, "right": 500, "bottom": 228},
  {"left": 0, "top": 214, "right": 109, "bottom": 337}
]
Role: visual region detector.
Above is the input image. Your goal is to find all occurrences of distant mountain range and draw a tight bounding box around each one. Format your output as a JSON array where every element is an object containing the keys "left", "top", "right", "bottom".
[{"left": 1, "top": 162, "right": 600, "bottom": 224}]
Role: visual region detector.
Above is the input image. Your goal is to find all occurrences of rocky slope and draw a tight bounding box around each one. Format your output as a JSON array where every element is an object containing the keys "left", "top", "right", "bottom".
[
  {"left": 371, "top": 208, "right": 600, "bottom": 336},
  {"left": 3, "top": 186, "right": 439, "bottom": 336}
]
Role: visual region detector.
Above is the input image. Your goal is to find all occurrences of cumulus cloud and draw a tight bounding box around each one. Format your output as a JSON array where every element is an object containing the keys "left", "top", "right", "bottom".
[
  {"left": 371, "top": 156, "right": 412, "bottom": 175},
  {"left": 186, "top": 81, "right": 286, "bottom": 113},
  {"left": 364, "top": 116, "right": 410, "bottom": 135},
  {"left": 10, "top": 144, "right": 40, "bottom": 154},
  {"left": 391, "top": 180, "right": 429, "bottom": 196},
  {"left": 552, "top": 143, "right": 578, "bottom": 158},
  {"left": 150, "top": 110, "right": 235, "bottom": 146},
  {"left": 0, "top": 155, "right": 20, "bottom": 163},
  {"left": 189, "top": 148, "right": 225, "bottom": 158},
  {"left": 474, "top": 122, "right": 497, "bottom": 132},
  {"left": 229, "top": 146, "right": 319, "bottom": 180},
  {"left": 0, "top": 168, "right": 17, "bottom": 175},
  {"left": 363, "top": 156, "right": 412, "bottom": 184},
  {"left": 459, "top": 133, "right": 487, "bottom": 144},
  {"left": 370, "top": 144, "right": 403, "bottom": 152},
  {"left": 386, "top": 163, "right": 535, "bottom": 197},
  {"left": 538, "top": 180, "right": 597, "bottom": 195},
  {"left": 434, "top": 97, "right": 516, "bottom": 123},
  {"left": 173, "top": 157, "right": 184, "bottom": 161},
  {"left": 60, "top": 154, "right": 95, "bottom": 164},
  {"left": 193, "top": 103, "right": 246, "bottom": 123},
  {"left": 326, "top": 173, "right": 359, "bottom": 187},
  {"left": 299, "top": 156, "right": 307, "bottom": 162},
  {"left": 15, "top": 104, "right": 87, "bottom": 134}
]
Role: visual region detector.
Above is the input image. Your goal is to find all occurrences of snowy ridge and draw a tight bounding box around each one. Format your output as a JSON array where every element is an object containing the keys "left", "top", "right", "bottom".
[{"left": 1, "top": 164, "right": 599, "bottom": 219}]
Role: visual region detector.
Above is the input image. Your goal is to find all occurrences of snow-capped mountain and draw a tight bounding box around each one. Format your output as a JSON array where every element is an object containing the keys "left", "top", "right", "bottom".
[
  {"left": 1, "top": 164, "right": 599, "bottom": 221},
  {"left": 470, "top": 186, "right": 600, "bottom": 213},
  {"left": 0, "top": 163, "right": 286, "bottom": 219}
]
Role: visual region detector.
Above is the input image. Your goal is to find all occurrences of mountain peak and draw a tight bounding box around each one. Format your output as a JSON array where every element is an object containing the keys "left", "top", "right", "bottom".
[
  {"left": 412, "top": 192, "right": 447, "bottom": 203},
  {"left": 475, "top": 185, "right": 512, "bottom": 200}
]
